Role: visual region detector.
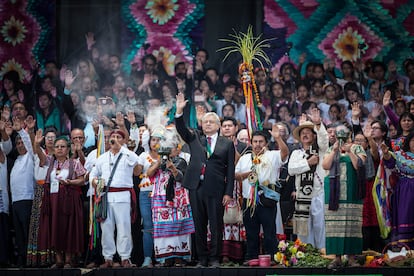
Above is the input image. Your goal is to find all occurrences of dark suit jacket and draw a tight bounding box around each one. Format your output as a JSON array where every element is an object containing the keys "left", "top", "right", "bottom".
[{"left": 175, "top": 115, "right": 235, "bottom": 197}]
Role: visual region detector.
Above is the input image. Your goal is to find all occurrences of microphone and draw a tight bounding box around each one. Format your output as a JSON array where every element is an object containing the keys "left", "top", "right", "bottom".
[{"left": 110, "top": 139, "right": 115, "bottom": 145}]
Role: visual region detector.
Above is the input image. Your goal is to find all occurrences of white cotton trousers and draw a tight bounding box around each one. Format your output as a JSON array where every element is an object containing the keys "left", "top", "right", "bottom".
[
  {"left": 297, "top": 192, "right": 325, "bottom": 249},
  {"left": 101, "top": 201, "right": 132, "bottom": 261}
]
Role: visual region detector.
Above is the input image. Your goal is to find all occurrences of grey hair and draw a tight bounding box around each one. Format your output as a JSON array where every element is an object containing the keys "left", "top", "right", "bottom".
[{"left": 201, "top": 112, "right": 220, "bottom": 125}]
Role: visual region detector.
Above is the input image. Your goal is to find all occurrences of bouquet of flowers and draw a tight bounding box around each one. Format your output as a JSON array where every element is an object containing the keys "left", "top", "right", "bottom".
[{"left": 274, "top": 239, "right": 330, "bottom": 267}]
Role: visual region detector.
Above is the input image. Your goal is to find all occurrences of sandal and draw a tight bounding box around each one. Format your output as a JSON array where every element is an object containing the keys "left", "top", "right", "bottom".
[{"left": 121, "top": 259, "right": 136, "bottom": 268}]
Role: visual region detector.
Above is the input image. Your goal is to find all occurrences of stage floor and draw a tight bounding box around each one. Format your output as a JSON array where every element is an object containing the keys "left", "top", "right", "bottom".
[{"left": 1, "top": 267, "right": 414, "bottom": 276}]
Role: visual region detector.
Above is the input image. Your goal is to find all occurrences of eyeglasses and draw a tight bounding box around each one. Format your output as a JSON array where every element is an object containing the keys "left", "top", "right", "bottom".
[
  {"left": 71, "top": 136, "right": 84, "bottom": 140},
  {"left": 45, "top": 136, "right": 56, "bottom": 141},
  {"left": 54, "top": 145, "right": 67, "bottom": 149}
]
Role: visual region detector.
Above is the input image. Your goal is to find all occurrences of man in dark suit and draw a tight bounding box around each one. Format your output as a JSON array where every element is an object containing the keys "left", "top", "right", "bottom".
[{"left": 175, "top": 93, "right": 235, "bottom": 267}]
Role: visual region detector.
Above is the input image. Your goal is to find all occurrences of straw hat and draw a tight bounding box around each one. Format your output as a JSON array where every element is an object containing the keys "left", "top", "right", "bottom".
[{"left": 292, "top": 121, "right": 316, "bottom": 141}]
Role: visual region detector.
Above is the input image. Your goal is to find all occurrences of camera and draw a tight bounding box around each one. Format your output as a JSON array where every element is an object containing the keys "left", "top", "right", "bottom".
[
  {"left": 336, "top": 129, "right": 349, "bottom": 144},
  {"left": 99, "top": 97, "right": 113, "bottom": 106},
  {"left": 158, "top": 146, "right": 172, "bottom": 171}
]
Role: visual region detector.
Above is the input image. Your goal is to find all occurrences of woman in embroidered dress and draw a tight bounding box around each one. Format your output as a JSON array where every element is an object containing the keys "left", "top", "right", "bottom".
[
  {"left": 322, "top": 123, "right": 366, "bottom": 268},
  {"left": 382, "top": 131, "right": 414, "bottom": 247},
  {"left": 26, "top": 127, "right": 56, "bottom": 267},
  {"left": 150, "top": 133, "right": 194, "bottom": 266},
  {"left": 136, "top": 131, "right": 161, "bottom": 267},
  {"left": 35, "top": 135, "right": 86, "bottom": 268},
  {"left": 390, "top": 112, "right": 414, "bottom": 151}
]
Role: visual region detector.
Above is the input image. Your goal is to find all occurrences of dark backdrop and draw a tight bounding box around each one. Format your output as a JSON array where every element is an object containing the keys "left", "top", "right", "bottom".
[
  {"left": 57, "top": 0, "right": 121, "bottom": 67},
  {"left": 56, "top": 0, "right": 263, "bottom": 74},
  {"left": 203, "top": 0, "right": 263, "bottom": 77}
]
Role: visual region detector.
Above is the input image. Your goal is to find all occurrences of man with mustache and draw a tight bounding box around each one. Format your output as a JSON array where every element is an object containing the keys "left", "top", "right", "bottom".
[
  {"left": 288, "top": 109, "right": 329, "bottom": 249},
  {"left": 235, "top": 125, "right": 288, "bottom": 264}
]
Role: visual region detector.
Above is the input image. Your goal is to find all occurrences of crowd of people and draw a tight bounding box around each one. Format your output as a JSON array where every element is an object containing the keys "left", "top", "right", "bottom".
[{"left": 0, "top": 32, "right": 414, "bottom": 269}]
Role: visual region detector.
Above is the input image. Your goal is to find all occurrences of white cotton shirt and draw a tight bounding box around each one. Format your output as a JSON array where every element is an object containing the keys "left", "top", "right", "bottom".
[
  {"left": 236, "top": 150, "right": 285, "bottom": 199},
  {"left": 84, "top": 148, "right": 100, "bottom": 197},
  {"left": 288, "top": 123, "right": 329, "bottom": 197},
  {"left": 90, "top": 146, "right": 139, "bottom": 203},
  {"left": 0, "top": 138, "right": 12, "bottom": 214},
  {"left": 10, "top": 129, "right": 35, "bottom": 203}
]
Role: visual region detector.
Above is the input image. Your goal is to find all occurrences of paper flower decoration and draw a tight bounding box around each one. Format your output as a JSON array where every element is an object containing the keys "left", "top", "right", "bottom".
[
  {"left": 1, "top": 16, "right": 28, "bottom": 46},
  {"left": 145, "top": 0, "right": 179, "bottom": 25},
  {"left": 0, "top": 58, "right": 27, "bottom": 82},
  {"left": 319, "top": 14, "right": 384, "bottom": 67}
]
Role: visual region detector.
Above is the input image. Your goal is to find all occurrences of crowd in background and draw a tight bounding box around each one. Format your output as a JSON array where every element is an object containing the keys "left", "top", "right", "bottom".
[{"left": 0, "top": 31, "right": 414, "bottom": 268}]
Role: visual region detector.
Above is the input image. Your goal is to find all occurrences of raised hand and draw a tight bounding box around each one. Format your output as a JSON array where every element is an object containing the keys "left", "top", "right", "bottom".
[
  {"left": 175, "top": 92, "right": 188, "bottom": 114},
  {"left": 371, "top": 104, "right": 383, "bottom": 118},
  {"left": 64, "top": 70, "right": 76, "bottom": 89},
  {"left": 309, "top": 108, "right": 321, "bottom": 125},
  {"left": 195, "top": 104, "right": 206, "bottom": 122},
  {"left": 85, "top": 32, "right": 96, "bottom": 50},
  {"left": 114, "top": 112, "right": 125, "bottom": 127},
  {"left": 34, "top": 129, "right": 44, "bottom": 145},
  {"left": 102, "top": 115, "right": 114, "bottom": 127},
  {"left": 25, "top": 115, "right": 36, "bottom": 130},
  {"left": 12, "top": 116, "right": 22, "bottom": 131},
  {"left": 269, "top": 123, "right": 280, "bottom": 139},
  {"left": 351, "top": 102, "right": 361, "bottom": 120},
  {"left": 126, "top": 111, "right": 136, "bottom": 124},
  {"left": 363, "top": 124, "right": 372, "bottom": 138},
  {"left": 383, "top": 90, "right": 391, "bottom": 107}
]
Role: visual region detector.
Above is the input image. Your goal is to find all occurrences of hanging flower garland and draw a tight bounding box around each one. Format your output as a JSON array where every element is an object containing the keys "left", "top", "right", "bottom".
[{"left": 218, "top": 26, "right": 272, "bottom": 138}]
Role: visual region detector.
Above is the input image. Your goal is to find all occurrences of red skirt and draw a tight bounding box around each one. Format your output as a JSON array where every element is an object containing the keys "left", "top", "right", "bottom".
[{"left": 38, "top": 184, "right": 84, "bottom": 254}]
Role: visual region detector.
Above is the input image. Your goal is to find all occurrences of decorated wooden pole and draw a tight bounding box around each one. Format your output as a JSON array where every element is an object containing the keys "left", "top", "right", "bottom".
[{"left": 218, "top": 26, "right": 273, "bottom": 138}]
